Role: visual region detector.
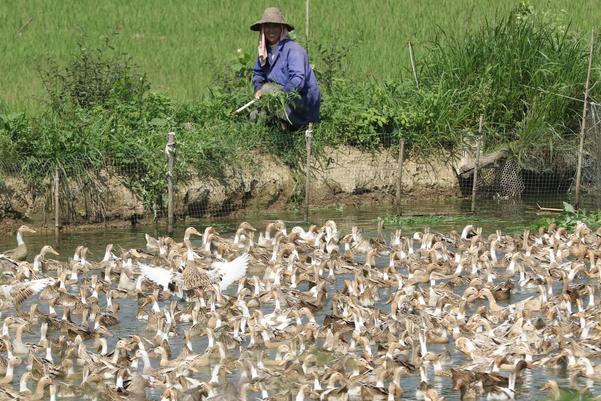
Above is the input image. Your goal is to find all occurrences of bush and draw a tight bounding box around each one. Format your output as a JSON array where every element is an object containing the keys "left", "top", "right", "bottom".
[{"left": 39, "top": 35, "right": 149, "bottom": 115}]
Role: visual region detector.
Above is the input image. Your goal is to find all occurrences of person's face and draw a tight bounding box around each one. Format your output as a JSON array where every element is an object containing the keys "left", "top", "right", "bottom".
[{"left": 263, "top": 23, "right": 283, "bottom": 45}]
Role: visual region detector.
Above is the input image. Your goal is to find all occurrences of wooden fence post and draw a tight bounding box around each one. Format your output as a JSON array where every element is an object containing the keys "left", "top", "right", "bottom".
[
  {"left": 395, "top": 137, "right": 405, "bottom": 214},
  {"left": 166, "top": 132, "right": 176, "bottom": 235},
  {"left": 304, "top": 123, "right": 313, "bottom": 223},
  {"left": 575, "top": 29, "right": 595, "bottom": 209},
  {"left": 54, "top": 166, "right": 60, "bottom": 238},
  {"left": 471, "top": 115, "right": 484, "bottom": 214}
]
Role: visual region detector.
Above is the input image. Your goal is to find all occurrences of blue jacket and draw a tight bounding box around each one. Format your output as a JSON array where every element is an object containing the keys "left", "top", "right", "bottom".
[{"left": 252, "top": 38, "right": 321, "bottom": 127}]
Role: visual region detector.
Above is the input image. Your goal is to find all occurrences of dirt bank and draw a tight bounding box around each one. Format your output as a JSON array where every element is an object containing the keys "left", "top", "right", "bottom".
[{"left": 0, "top": 146, "right": 463, "bottom": 233}]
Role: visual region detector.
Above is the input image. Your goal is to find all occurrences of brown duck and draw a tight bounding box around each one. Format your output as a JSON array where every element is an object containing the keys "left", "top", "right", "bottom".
[{"left": 0, "top": 225, "right": 36, "bottom": 266}]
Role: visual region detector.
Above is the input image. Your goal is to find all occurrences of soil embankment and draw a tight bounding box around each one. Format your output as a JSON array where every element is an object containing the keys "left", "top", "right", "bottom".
[{"left": 0, "top": 147, "right": 463, "bottom": 232}]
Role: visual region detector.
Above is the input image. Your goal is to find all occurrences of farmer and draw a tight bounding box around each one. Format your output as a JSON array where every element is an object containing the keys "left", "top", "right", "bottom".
[{"left": 250, "top": 7, "right": 321, "bottom": 129}]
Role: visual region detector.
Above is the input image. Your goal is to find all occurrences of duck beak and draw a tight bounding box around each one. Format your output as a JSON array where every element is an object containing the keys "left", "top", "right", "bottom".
[
  {"left": 50, "top": 248, "right": 60, "bottom": 256},
  {"left": 26, "top": 227, "right": 37, "bottom": 233}
]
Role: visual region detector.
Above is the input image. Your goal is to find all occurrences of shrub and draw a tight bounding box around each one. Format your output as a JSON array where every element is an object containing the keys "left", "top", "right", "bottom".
[{"left": 39, "top": 35, "right": 149, "bottom": 115}]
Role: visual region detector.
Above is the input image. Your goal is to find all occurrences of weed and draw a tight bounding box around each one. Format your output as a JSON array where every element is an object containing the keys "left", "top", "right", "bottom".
[{"left": 528, "top": 202, "right": 601, "bottom": 231}]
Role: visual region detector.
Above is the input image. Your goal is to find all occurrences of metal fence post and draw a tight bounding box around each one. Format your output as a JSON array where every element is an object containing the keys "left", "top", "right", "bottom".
[
  {"left": 575, "top": 29, "right": 595, "bottom": 209},
  {"left": 395, "top": 137, "right": 405, "bottom": 214},
  {"left": 54, "top": 166, "right": 60, "bottom": 238},
  {"left": 471, "top": 115, "right": 484, "bottom": 214},
  {"left": 304, "top": 123, "right": 313, "bottom": 223},
  {"left": 166, "top": 132, "right": 176, "bottom": 235}
]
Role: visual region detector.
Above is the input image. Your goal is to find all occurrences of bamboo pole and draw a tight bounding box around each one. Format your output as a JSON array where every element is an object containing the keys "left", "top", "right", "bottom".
[
  {"left": 54, "top": 166, "right": 60, "bottom": 238},
  {"left": 408, "top": 41, "right": 419, "bottom": 89},
  {"left": 304, "top": 123, "right": 313, "bottom": 223},
  {"left": 395, "top": 138, "right": 405, "bottom": 214},
  {"left": 305, "top": 0, "right": 310, "bottom": 52},
  {"left": 166, "top": 132, "right": 176, "bottom": 235},
  {"left": 575, "top": 29, "right": 595, "bottom": 209},
  {"left": 471, "top": 115, "right": 484, "bottom": 214}
]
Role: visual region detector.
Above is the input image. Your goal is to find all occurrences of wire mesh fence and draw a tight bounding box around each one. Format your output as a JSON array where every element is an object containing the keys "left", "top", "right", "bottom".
[
  {"left": 1, "top": 118, "right": 600, "bottom": 229},
  {"left": 0, "top": 157, "right": 158, "bottom": 225}
]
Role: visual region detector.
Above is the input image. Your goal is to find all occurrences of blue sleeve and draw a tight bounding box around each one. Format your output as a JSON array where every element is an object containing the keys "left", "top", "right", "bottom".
[
  {"left": 283, "top": 48, "right": 307, "bottom": 93},
  {"left": 252, "top": 58, "right": 266, "bottom": 92}
]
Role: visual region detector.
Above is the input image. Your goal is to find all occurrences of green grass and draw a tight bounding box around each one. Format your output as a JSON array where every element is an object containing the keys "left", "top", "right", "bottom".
[{"left": 1, "top": 0, "right": 599, "bottom": 112}]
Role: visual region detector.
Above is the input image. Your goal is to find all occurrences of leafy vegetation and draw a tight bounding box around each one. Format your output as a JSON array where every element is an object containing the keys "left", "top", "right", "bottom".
[
  {"left": 0, "top": 4, "right": 599, "bottom": 221},
  {"left": 528, "top": 202, "right": 601, "bottom": 231}
]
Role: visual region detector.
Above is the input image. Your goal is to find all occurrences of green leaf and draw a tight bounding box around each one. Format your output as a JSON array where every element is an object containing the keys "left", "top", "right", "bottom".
[{"left": 562, "top": 202, "right": 575, "bottom": 214}]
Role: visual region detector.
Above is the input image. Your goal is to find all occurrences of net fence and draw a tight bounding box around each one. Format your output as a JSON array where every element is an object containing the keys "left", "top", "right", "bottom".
[
  {"left": 1, "top": 120, "right": 600, "bottom": 227},
  {"left": 0, "top": 158, "right": 161, "bottom": 225},
  {"left": 470, "top": 103, "right": 601, "bottom": 211}
]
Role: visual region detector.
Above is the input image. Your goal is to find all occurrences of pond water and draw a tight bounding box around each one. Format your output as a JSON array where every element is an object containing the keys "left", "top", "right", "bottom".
[{"left": 0, "top": 198, "right": 599, "bottom": 401}]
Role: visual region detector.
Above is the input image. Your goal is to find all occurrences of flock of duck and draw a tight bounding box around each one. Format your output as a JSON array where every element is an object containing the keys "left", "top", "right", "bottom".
[{"left": 0, "top": 219, "right": 600, "bottom": 401}]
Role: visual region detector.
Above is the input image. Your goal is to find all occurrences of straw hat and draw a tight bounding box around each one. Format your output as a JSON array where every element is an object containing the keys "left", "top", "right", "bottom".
[{"left": 250, "top": 7, "right": 294, "bottom": 31}]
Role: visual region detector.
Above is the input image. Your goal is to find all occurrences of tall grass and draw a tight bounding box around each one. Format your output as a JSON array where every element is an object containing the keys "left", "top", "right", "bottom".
[
  {"left": 1, "top": 0, "right": 598, "bottom": 112},
  {"left": 417, "top": 4, "right": 596, "bottom": 163}
]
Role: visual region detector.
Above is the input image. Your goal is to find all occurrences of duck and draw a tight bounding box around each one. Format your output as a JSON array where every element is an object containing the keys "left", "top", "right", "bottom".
[
  {"left": 0, "top": 225, "right": 36, "bottom": 264},
  {"left": 20, "top": 375, "right": 53, "bottom": 401},
  {"left": 458, "top": 381, "right": 483, "bottom": 401},
  {"left": 485, "top": 360, "right": 528, "bottom": 401},
  {"left": 32, "top": 245, "right": 60, "bottom": 273},
  {"left": 491, "top": 280, "right": 513, "bottom": 301},
  {"left": 234, "top": 222, "right": 257, "bottom": 246},
  {"left": 0, "top": 219, "right": 601, "bottom": 401},
  {"left": 575, "top": 356, "right": 601, "bottom": 379},
  {"left": 539, "top": 380, "right": 561, "bottom": 401},
  {"left": 0, "top": 355, "right": 21, "bottom": 384}
]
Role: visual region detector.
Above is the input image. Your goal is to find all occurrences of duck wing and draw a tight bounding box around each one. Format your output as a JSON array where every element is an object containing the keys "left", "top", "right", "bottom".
[
  {"left": 138, "top": 263, "right": 181, "bottom": 291},
  {"left": 209, "top": 253, "right": 249, "bottom": 291},
  {"left": 7, "top": 278, "right": 56, "bottom": 306},
  {"left": 0, "top": 245, "right": 22, "bottom": 260},
  {"left": 0, "top": 255, "right": 18, "bottom": 270}
]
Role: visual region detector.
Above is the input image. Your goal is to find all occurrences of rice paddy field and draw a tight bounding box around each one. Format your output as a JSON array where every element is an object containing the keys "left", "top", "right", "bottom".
[{"left": 1, "top": 0, "right": 599, "bottom": 112}]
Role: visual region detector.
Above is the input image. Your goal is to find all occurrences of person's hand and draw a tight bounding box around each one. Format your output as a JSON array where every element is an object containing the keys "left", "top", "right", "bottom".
[{"left": 254, "top": 89, "right": 262, "bottom": 99}]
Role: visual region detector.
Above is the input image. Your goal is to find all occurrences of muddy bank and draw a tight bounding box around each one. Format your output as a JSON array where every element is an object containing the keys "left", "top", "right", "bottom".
[{"left": 0, "top": 146, "right": 463, "bottom": 232}]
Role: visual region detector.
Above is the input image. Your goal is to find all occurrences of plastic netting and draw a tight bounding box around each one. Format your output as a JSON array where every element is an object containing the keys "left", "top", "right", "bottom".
[{"left": 468, "top": 104, "right": 601, "bottom": 211}]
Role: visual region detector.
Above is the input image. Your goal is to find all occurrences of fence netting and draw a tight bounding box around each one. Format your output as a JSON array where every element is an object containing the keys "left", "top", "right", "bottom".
[
  {"left": 461, "top": 104, "right": 601, "bottom": 211},
  {"left": 1, "top": 119, "right": 600, "bottom": 227}
]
